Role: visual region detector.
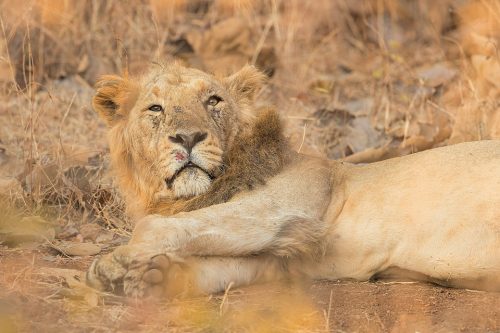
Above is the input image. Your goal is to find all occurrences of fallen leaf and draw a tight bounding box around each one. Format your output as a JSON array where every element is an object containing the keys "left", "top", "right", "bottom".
[
  {"left": 189, "top": 17, "right": 251, "bottom": 55},
  {"left": 309, "top": 76, "right": 335, "bottom": 94},
  {"left": 417, "top": 63, "right": 457, "bottom": 88},
  {"left": 56, "top": 225, "right": 79, "bottom": 240},
  {"left": 345, "top": 117, "right": 385, "bottom": 153},
  {"left": 95, "top": 231, "right": 114, "bottom": 244},
  {"left": 79, "top": 223, "right": 103, "bottom": 242},
  {"left": 312, "top": 101, "right": 385, "bottom": 159},
  {"left": 52, "top": 241, "right": 101, "bottom": 256},
  {"left": 77, "top": 54, "right": 89, "bottom": 73}
]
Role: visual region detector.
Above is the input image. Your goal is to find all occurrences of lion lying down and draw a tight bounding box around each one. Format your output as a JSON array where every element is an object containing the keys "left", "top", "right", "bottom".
[{"left": 87, "top": 63, "right": 500, "bottom": 297}]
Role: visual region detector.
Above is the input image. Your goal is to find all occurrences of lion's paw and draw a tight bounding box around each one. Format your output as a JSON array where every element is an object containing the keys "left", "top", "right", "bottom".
[{"left": 86, "top": 245, "right": 173, "bottom": 298}]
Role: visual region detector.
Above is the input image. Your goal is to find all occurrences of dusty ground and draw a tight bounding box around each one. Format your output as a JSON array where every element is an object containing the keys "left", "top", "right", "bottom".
[
  {"left": 0, "top": 0, "right": 500, "bottom": 332},
  {"left": 1, "top": 250, "right": 499, "bottom": 332}
]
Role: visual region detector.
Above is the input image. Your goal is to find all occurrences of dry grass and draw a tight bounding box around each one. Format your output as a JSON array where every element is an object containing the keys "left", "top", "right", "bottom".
[{"left": 0, "top": 0, "right": 499, "bottom": 332}]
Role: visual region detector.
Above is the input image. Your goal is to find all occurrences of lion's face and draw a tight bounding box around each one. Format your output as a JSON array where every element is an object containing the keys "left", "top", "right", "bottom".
[
  {"left": 93, "top": 63, "right": 266, "bottom": 212},
  {"left": 119, "top": 67, "right": 237, "bottom": 199}
]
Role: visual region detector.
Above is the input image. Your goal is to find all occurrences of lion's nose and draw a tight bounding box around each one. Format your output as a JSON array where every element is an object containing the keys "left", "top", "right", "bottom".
[{"left": 169, "top": 132, "right": 207, "bottom": 153}]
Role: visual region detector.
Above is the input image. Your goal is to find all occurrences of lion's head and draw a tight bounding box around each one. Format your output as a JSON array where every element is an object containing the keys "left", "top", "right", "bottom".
[{"left": 93, "top": 63, "right": 287, "bottom": 218}]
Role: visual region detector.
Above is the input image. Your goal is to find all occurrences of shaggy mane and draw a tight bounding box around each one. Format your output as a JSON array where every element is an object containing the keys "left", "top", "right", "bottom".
[{"left": 148, "top": 108, "right": 289, "bottom": 216}]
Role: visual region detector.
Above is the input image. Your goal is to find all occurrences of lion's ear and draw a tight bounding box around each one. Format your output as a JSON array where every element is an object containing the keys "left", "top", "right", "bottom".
[
  {"left": 93, "top": 75, "right": 139, "bottom": 126},
  {"left": 224, "top": 65, "right": 267, "bottom": 102}
]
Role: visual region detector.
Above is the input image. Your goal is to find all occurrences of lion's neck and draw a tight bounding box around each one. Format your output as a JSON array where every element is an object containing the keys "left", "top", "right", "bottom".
[{"left": 148, "top": 108, "right": 291, "bottom": 216}]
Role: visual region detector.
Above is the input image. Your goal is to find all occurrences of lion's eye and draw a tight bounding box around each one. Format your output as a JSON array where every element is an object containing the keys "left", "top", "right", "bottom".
[
  {"left": 148, "top": 104, "right": 163, "bottom": 112},
  {"left": 206, "top": 95, "right": 222, "bottom": 107}
]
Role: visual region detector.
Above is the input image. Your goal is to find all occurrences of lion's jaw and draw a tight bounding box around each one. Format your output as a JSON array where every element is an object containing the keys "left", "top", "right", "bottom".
[
  {"left": 157, "top": 135, "right": 223, "bottom": 199},
  {"left": 169, "top": 167, "right": 211, "bottom": 197},
  {"left": 93, "top": 63, "right": 267, "bottom": 217}
]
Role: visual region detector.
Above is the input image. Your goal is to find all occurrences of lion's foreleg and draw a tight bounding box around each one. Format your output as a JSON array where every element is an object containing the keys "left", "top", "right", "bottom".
[
  {"left": 166, "top": 255, "right": 287, "bottom": 296},
  {"left": 87, "top": 247, "right": 286, "bottom": 297},
  {"left": 131, "top": 212, "right": 327, "bottom": 259},
  {"left": 87, "top": 200, "right": 327, "bottom": 296}
]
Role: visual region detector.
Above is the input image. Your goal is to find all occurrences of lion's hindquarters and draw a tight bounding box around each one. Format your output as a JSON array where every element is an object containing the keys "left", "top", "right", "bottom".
[{"left": 329, "top": 141, "right": 500, "bottom": 290}]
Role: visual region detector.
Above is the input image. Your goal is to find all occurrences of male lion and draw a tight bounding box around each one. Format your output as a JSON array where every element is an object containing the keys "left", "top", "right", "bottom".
[{"left": 87, "top": 63, "right": 500, "bottom": 297}]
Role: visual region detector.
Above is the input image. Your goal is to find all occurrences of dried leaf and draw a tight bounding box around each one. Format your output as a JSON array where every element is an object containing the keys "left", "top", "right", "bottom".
[
  {"left": 309, "top": 77, "right": 335, "bottom": 94},
  {"left": 343, "top": 145, "right": 399, "bottom": 164},
  {"left": 189, "top": 17, "right": 251, "bottom": 55},
  {"left": 77, "top": 54, "right": 89, "bottom": 73},
  {"left": 417, "top": 63, "right": 457, "bottom": 88},
  {"left": 95, "top": 231, "right": 114, "bottom": 244},
  {"left": 345, "top": 118, "right": 385, "bottom": 154},
  {"left": 52, "top": 241, "right": 101, "bottom": 256},
  {"left": 56, "top": 225, "right": 79, "bottom": 240},
  {"left": 79, "top": 223, "right": 104, "bottom": 242}
]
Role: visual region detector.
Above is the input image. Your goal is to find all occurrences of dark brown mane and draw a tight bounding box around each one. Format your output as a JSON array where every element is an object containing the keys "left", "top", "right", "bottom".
[{"left": 148, "top": 108, "right": 289, "bottom": 216}]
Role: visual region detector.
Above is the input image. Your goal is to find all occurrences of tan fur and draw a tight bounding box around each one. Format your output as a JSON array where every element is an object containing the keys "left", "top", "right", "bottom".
[
  {"left": 92, "top": 62, "right": 271, "bottom": 219},
  {"left": 88, "top": 63, "right": 500, "bottom": 298},
  {"left": 150, "top": 107, "right": 289, "bottom": 216}
]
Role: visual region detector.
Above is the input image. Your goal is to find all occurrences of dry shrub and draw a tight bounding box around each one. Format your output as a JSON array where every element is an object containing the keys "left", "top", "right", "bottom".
[
  {"left": 0, "top": 0, "right": 498, "bottom": 232},
  {"left": 1, "top": 0, "right": 166, "bottom": 88},
  {"left": 0, "top": 0, "right": 497, "bottom": 240}
]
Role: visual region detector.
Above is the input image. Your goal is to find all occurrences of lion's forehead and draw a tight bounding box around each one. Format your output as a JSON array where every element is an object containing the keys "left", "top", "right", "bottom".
[{"left": 140, "top": 68, "right": 219, "bottom": 99}]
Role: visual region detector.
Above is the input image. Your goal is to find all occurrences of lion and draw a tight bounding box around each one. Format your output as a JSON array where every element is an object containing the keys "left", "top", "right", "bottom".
[{"left": 86, "top": 62, "right": 500, "bottom": 298}]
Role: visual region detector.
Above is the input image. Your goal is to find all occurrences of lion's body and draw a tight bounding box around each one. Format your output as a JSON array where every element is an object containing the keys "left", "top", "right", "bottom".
[
  {"left": 324, "top": 141, "right": 500, "bottom": 290},
  {"left": 87, "top": 63, "right": 500, "bottom": 297}
]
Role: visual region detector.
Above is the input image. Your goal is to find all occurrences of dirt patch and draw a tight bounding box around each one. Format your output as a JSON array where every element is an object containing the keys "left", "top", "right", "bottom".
[
  {"left": 313, "top": 281, "right": 500, "bottom": 332},
  {"left": 0, "top": 249, "right": 499, "bottom": 332}
]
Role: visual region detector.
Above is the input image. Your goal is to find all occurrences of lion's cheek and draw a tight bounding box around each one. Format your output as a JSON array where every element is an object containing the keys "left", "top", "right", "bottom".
[{"left": 171, "top": 168, "right": 212, "bottom": 198}]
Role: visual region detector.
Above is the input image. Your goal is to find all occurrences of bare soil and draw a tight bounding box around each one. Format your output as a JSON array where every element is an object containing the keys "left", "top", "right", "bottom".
[
  {"left": 312, "top": 282, "right": 500, "bottom": 333},
  {"left": 1, "top": 249, "right": 499, "bottom": 333}
]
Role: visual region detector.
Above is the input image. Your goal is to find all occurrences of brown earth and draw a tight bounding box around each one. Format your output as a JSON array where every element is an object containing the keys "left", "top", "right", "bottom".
[{"left": 1, "top": 249, "right": 499, "bottom": 333}]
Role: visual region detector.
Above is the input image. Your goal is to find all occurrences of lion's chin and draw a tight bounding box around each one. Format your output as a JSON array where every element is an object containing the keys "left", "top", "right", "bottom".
[{"left": 171, "top": 167, "right": 212, "bottom": 198}]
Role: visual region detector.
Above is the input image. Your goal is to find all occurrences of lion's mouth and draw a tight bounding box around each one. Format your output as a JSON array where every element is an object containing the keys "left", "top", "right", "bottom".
[{"left": 165, "top": 162, "right": 214, "bottom": 189}]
